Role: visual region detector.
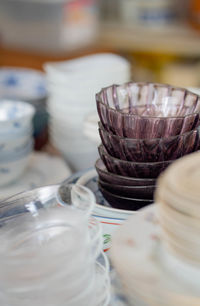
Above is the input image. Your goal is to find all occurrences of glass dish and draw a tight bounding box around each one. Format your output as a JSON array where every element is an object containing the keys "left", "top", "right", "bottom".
[
  {"left": 96, "top": 83, "right": 200, "bottom": 139},
  {"left": 99, "top": 122, "right": 200, "bottom": 162},
  {"left": 95, "top": 159, "right": 157, "bottom": 186},
  {"left": 99, "top": 145, "right": 173, "bottom": 179}
]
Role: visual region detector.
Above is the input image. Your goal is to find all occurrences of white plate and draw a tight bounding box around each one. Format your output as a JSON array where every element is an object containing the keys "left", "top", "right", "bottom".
[
  {"left": 0, "top": 152, "right": 71, "bottom": 200},
  {"left": 111, "top": 204, "right": 200, "bottom": 306}
]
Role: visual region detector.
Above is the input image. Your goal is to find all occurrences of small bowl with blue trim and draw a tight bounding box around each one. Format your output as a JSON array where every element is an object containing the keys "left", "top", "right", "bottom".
[
  {"left": 0, "top": 100, "right": 35, "bottom": 133},
  {"left": 0, "top": 140, "right": 33, "bottom": 187}
]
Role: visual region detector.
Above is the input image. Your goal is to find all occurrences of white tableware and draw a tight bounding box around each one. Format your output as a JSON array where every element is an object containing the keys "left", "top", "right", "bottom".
[
  {"left": 0, "top": 67, "right": 46, "bottom": 102},
  {"left": 84, "top": 112, "right": 100, "bottom": 144},
  {"left": 45, "top": 53, "right": 131, "bottom": 172},
  {"left": 0, "top": 144, "right": 32, "bottom": 187},
  {"left": 0, "top": 129, "right": 32, "bottom": 153},
  {"left": 0, "top": 152, "right": 72, "bottom": 200},
  {"left": 59, "top": 146, "right": 98, "bottom": 173},
  {"left": 44, "top": 53, "right": 131, "bottom": 82},
  {"left": 111, "top": 204, "right": 200, "bottom": 306},
  {"left": 0, "top": 100, "right": 35, "bottom": 132}
]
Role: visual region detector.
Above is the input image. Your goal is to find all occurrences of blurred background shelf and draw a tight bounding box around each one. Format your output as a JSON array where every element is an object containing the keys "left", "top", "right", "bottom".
[{"left": 98, "top": 22, "right": 200, "bottom": 57}]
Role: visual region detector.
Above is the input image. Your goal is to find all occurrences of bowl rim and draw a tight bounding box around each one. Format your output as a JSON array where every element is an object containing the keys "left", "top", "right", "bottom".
[
  {"left": 76, "top": 168, "right": 138, "bottom": 215},
  {"left": 98, "top": 178, "right": 156, "bottom": 190},
  {"left": 96, "top": 82, "right": 200, "bottom": 120},
  {"left": 95, "top": 159, "right": 156, "bottom": 183},
  {"left": 99, "top": 184, "right": 153, "bottom": 202},
  {"left": 99, "top": 145, "right": 174, "bottom": 166},
  {"left": 98, "top": 121, "right": 200, "bottom": 142},
  {"left": 0, "top": 100, "right": 35, "bottom": 123}
]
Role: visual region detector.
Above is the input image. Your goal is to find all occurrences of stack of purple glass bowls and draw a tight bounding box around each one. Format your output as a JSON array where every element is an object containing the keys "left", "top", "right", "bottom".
[{"left": 95, "top": 82, "right": 200, "bottom": 211}]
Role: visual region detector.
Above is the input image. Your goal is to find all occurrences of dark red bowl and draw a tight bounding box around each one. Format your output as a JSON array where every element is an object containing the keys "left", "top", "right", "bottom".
[
  {"left": 99, "top": 179, "right": 155, "bottom": 200},
  {"left": 96, "top": 82, "right": 200, "bottom": 139},
  {"left": 99, "top": 122, "right": 200, "bottom": 162},
  {"left": 98, "top": 145, "right": 173, "bottom": 179},
  {"left": 95, "top": 159, "right": 156, "bottom": 186},
  {"left": 99, "top": 185, "right": 153, "bottom": 211}
]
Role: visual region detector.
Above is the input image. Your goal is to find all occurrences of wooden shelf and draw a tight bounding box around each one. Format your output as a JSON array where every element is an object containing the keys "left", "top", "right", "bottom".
[{"left": 98, "top": 22, "right": 200, "bottom": 57}]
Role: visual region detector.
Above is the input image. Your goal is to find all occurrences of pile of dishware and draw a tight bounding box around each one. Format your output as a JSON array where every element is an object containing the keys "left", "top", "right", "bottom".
[
  {"left": 0, "top": 67, "right": 48, "bottom": 149},
  {"left": 95, "top": 82, "right": 200, "bottom": 211},
  {"left": 0, "top": 100, "right": 35, "bottom": 187},
  {"left": 111, "top": 151, "right": 200, "bottom": 306},
  {"left": 157, "top": 151, "right": 200, "bottom": 277},
  {"left": 0, "top": 183, "right": 110, "bottom": 306},
  {"left": 44, "top": 53, "right": 131, "bottom": 172}
]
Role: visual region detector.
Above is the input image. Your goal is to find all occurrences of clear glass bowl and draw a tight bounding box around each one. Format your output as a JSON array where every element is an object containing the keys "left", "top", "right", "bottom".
[
  {"left": 95, "top": 159, "right": 156, "bottom": 186},
  {"left": 99, "top": 122, "right": 200, "bottom": 162},
  {"left": 99, "top": 145, "right": 173, "bottom": 179},
  {"left": 96, "top": 83, "right": 200, "bottom": 139}
]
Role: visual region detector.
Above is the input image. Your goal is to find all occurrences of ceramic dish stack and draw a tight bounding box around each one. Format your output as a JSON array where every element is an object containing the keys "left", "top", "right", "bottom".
[
  {"left": 0, "top": 67, "right": 48, "bottom": 149},
  {"left": 111, "top": 152, "right": 200, "bottom": 306},
  {"left": 156, "top": 151, "right": 200, "bottom": 278},
  {"left": 95, "top": 82, "right": 200, "bottom": 211},
  {"left": 44, "top": 53, "right": 131, "bottom": 172},
  {"left": 0, "top": 183, "right": 110, "bottom": 306},
  {"left": 0, "top": 100, "right": 35, "bottom": 187}
]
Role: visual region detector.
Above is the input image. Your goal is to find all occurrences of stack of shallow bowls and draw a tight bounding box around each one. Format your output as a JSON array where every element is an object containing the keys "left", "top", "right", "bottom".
[
  {"left": 0, "top": 67, "right": 48, "bottom": 149},
  {"left": 0, "top": 184, "right": 110, "bottom": 306},
  {"left": 44, "top": 53, "right": 131, "bottom": 172},
  {"left": 0, "top": 100, "right": 35, "bottom": 187},
  {"left": 156, "top": 151, "right": 200, "bottom": 270},
  {"left": 95, "top": 82, "right": 200, "bottom": 211}
]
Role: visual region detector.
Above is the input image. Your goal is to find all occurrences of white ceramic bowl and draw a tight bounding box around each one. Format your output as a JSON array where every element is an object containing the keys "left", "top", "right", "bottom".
[
  {"left": 60, "top": 147, "right": 98, "bottom": 172},
  {"left": 0, "top": 126, "right": 32, "bottom": 152},
  {"left": 44, "top": 53, "right": 131, "bottom": 82},
  {"left": 0, "top": 144, "right": 32, "bottom": 187},
  {"left": 0, "top": 100, "right": 35, "bottom": 132},
  {"left": 0, "top": 67, "right": 47, "bottom": 102}
]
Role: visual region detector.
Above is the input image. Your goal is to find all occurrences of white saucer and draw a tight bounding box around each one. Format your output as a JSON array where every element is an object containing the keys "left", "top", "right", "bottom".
[
  {"left": 0, "top": 152, "right": 71, "bottom": 200},
  {"left": 111, "top": 204, "right": 200, "bottom": 306}
]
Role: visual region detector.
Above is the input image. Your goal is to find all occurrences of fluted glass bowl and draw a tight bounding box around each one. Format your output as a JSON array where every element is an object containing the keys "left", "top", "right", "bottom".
[
  {"left": 99, "top": 145, "right": 173, "bottom": 179},
  {"left": 99, "top": 185, "right": 153, "bottom": 211},
  {"left": 99, "top": 179, "right": 155, "bottom": 200},
  {"left": 96, "top": 83, "right": 200, "bottom": 139},
  {"left": 99, "top": 123, "right": 200, "bottom": 162},
  {"left": 95, "top": 159, "right": 156, "bottom": 186}
]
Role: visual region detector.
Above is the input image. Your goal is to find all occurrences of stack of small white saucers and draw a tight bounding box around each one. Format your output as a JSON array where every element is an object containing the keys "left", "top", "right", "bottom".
[
  {"left": 0, "top": 100, "right": 35, "bottom": 187},
  {"left": 44, "top": 53, "right": 131, "bottom": 172},
  {"left": 111, "top": 151, "right": 200, "bottom": 306}
]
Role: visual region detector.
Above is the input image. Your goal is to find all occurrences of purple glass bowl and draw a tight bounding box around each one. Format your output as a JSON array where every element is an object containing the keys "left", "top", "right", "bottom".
[
  {"left": 99, "top": 122, "right": 200, "bottom": 162},
  {"left": 96, "top": 83, "right": 200, "bottom": 139},
  {"left": 95, "top": 159, "right": 156, "bottom": 186},
  {"left": 99, "top": 179, "right": 155, "bottom": 200},
  {"left": 99, "top": 185, "right": 153, "bottom": 211},
  {"left": 98, "top": 145, "right": 173, "bottom": 178}
]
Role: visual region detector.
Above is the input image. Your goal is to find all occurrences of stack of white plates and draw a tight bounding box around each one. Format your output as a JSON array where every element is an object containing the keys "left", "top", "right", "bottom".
[
  {"left": 111, "top": 152, "right": 200, "bottom": 306},
  {"left": 44, "top": 53, "right": 131, "bottom": 172}
]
